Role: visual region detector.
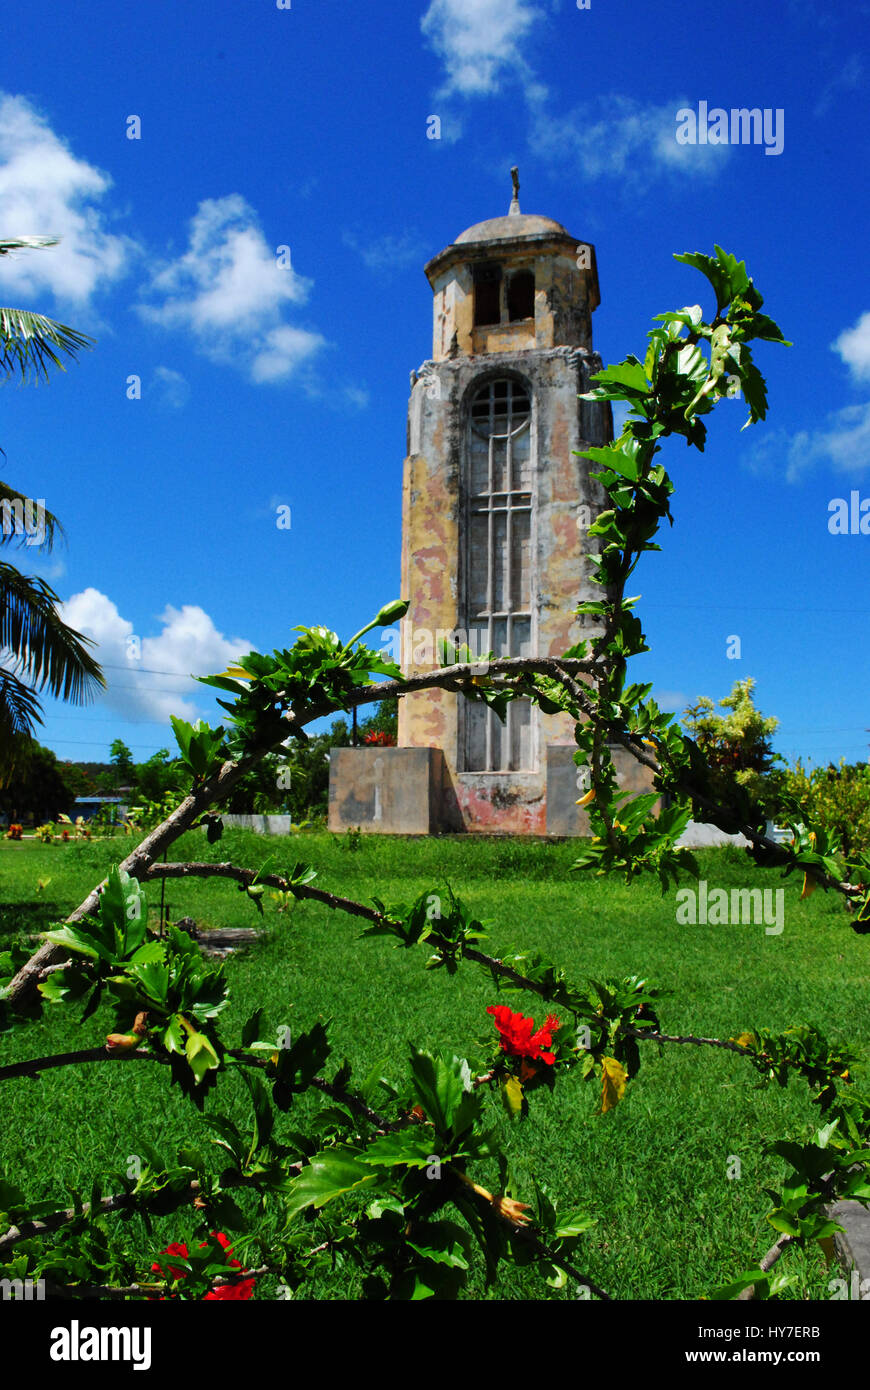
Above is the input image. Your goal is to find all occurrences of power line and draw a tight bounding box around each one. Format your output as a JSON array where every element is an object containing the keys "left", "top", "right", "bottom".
[
  {"left": 99, "top": 662, "right": 209, "bottom": 677},
  {"left": 776, "top": 725, "right": 868, "bottom": 736},
  {"left": 644, "top": 602, "right": 870, "bottom": 615},
  {"left": 37, "top": 712, "right": 173, "bottom": 726},
  {"left": 43, "top": 739, "right": 167, "bottom": 751}
]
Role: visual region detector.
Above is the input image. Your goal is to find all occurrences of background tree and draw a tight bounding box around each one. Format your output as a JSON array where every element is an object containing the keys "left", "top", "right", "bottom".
[
  {"left": 108, "top": 739, "right": 135, "bottom": 790},
  {"left": 224, "top": 717, "right": 351, "bottom": 819},
  {"left": 681, "top": 677, "right": 781, "bottom": 807},
  {"left": 774, "top": 758, "right": 870, "bottom": 857},
  {"left": 224, "top": 705, "right": 395, "bottom": 818},
  {"left": 0, "top": 740, "right": 75, "bottom": 824},
  {"left": 359, "top": 698, "right": 398, "bottom": 743},
  {"left": 57, "top": 761, "right": 95, "bottom": 801},
  {"left": 134, "top": 748, "right": 184, "bottom": 803},
  {"left": 0, "top": 237, "right": 104, "bottom": 775}
]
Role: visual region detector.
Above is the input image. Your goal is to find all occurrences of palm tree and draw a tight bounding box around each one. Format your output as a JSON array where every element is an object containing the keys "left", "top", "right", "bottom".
[{"left": 0, "top": 237, "right": 104, "bottom": 777}]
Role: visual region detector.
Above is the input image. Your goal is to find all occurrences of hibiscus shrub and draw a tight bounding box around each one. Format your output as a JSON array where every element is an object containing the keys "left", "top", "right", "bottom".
[
  {"left": 1, "top": 248, "right": 869, "bottom": 1303},
  {"left": 151, "top": 1232, "right": 256, "bottom": 1301}
]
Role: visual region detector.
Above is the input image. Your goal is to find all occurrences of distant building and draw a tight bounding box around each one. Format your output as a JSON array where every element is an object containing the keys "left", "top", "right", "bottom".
[{"left": 73, "top": 797, "right": 127, "bottom": 823}]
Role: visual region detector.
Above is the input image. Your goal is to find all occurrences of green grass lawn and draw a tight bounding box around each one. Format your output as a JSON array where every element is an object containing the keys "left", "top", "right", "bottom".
[{"left": 1, "top": 828, "right": 866, "bottom": 1300}]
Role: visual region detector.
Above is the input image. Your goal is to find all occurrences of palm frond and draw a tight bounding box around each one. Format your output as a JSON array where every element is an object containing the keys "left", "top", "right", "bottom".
[
  {"left": 0, "top": 560, "right": 105, "bottom": 702},
  {"left": 0, "top": 668, "right": 43, "bottom": 780},
  {"left": 0, "top": 480, "right": 64, "bottom": 551},
  {"left": 0, "top": 307, "right": 95, "bottom": 383}
]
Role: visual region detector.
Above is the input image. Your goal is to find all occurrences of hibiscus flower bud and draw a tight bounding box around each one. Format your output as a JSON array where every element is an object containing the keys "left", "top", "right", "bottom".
[{"left": 373, "top": 598, "right": 410, "bottom": 627}]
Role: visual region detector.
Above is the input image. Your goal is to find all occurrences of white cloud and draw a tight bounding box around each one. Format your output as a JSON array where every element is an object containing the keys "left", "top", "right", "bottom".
[
  {"left": 137, "top": 195, "right": 325, "bottom": 383},
  {"left": 421, "top": 0, "right": 542, "bottom": 99},
  {"left": 342, "top": 385, "right": 370, "bottom": 410},
  {"left": 813, "top": 54, "right": 863, "bottom": 116},
  {"left": 746, "top": 312, "right": 870, "bottom": 481},
  {"left": 530, "top": 95, "right": 731, "bottom": 185},
  {"left": 833, "top": 311, "right": 870, "bottom": 382},
  {"left": 655, "top": 690, "right": 688, "bottom": 716},
  {"left": 152, "top": 366, "right": 190, "bottom": 409},
  {"left": 343, "top": 229, "right": 428, "bottom": 275},
  {"left": 250, "top": 325, "right": 326, "bottom": 384},
  {"left": 747, "top": 402, "right": 870, "bottom": 483},
  {"left": 420, "top": 5, "right": 726, "bottom": 188},
  {"left": 0, "top": 92, "right": 133, "bottom": 306},
  {"left": 59, "top": 589, "right": 254, "bottom": 726}
]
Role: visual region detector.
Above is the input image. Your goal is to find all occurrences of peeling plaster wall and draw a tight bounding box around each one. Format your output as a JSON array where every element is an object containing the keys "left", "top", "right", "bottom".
[
  {"left": 399, "top": 344, "right": 613, "bottom": 833},
  {"left": 428, "top": 234, "right": 598, "bottom": 361}
]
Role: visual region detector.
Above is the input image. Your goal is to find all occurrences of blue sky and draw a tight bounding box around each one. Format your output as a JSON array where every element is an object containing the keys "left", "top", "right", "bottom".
[{"left": 2, "top": 0, "right": 868, "bottom": 769}]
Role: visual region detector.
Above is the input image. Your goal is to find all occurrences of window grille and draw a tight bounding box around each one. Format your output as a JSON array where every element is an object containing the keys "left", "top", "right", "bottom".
[{"left": 463, "top": 378, "right": 535, "bottom": 771}]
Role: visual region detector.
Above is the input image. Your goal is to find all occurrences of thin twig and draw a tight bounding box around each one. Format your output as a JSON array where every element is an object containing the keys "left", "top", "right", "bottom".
[{"left": 735, "top": 1233, "right": 794, "bottom": 1301}]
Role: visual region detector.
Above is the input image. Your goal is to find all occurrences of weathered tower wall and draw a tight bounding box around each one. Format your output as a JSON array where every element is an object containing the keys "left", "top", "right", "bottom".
[{"left": 398, "top": 347, "right": 611, "bottom": 833}]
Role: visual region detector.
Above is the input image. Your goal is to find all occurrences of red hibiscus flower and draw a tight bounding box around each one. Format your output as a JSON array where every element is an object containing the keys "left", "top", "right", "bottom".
[
  {"left": 151, "top": 1231, "right": 255, "bottom": 1300},
  {"left": 203, "top": 1232, "right": 255, "bottom": 1300},
  {"left": 152, "top": 1240, "right": 190, "bottom": 1281},
  {"left": 487, "top": 1005, "right": 561, "bottom": 1066}
]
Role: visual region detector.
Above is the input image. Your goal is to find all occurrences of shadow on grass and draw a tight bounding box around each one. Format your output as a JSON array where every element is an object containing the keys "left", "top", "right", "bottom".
[{"left": 0, "top": 898, "right": 66, "bottom": 940}]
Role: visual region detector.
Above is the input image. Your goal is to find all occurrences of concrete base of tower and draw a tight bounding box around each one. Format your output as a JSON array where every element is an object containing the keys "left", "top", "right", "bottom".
[
  {"left": 328, "top": 746, "right": 445, "bottom": 835},
  {"left": 328, "top": 744, "right": 656, "bottom": 836}
]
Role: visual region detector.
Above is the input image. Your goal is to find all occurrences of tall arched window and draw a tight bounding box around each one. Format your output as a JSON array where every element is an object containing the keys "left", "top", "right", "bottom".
[{"left": 463, "top": 378, "right": 534, "bottom": 772}]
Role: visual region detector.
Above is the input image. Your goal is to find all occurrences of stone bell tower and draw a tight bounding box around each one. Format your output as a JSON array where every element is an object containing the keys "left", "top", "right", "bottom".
[{"left": 329, "top": 172, "right": 646, "bottom": 835}]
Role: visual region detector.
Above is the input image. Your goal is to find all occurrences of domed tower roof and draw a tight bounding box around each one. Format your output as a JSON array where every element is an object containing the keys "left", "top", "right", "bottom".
[
  {"left": 425, "top": 168, "right": 589, "bottom": 288},
  {"left": 454, "top": 212, "right": 570, "bottom": 245},
  {"left": 422, "top": 168, "right": 600, "bottom": 360}
]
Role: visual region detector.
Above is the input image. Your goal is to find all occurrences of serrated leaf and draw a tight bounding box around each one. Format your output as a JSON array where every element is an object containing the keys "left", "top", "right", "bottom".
[
  {"left": 284, "top": 1149, "right": 380, "bottom": 1221},
  {"left": 184, "top": 1027, "right": 220, "bottom": 1085},
  {"left": 408, "top": 1048, "right": 473, "bottom": 1137}
]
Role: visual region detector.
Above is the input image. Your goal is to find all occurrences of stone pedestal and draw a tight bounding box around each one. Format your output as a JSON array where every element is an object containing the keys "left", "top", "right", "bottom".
[
  {"left": 328, "top": 747, "right": 444, "bottom": 835},
  {"left": 545, "top": 744, "right": 657, "bottom": 836}
]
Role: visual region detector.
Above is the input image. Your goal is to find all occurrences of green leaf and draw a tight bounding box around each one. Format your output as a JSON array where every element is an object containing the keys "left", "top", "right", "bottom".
[
  {"left": 284, "top": 1148, "right": 380, "bottom": 1220},
  {"left": 241, "top": 1007, "right": 265, "bottom": 1048},
  {"left": 275, "top": 1020, "right": 331, "bottom": 1094},
  {"left": 406, "top": 1221, "right": 472, "bottom": 1271},
  {"left": 241, "top": 1070, "right": 274, "bottom": 1155},
  {"left": 408, "top": 1048, "right": 474, "bottom": 1138},
  {"left": 37, "top": 962, "right": 92, "bottom": 1004},
  {"left": 44, "top": 923, "right": 112, "bottom": 964},
  {"left": 588, "top": 357, "right": 650, "bottom": 398},
  {"left": 709, "top": 1268, "right": 768, "bottom": 1300},
  {"left": 581, "top": 438, "right": 642, "bottom": 483},
  {"left": 163, "top": 1013, "right": 185, "bottom": 1054},
  {"left": 555, "top": 1209, "right": 597, "bottom": 1240},
  {"left": 674, "top": 246, "right": 750, "bottom": 312},
  {"left": 201, "top": 1115, "right": 247, "bottom": 1165},
  {"left": 184, "top": 1027, "right": 220, "bottom": 1085},
  {"left": 363, "top": 1131, "right": 445, "bottom": 1169}
]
